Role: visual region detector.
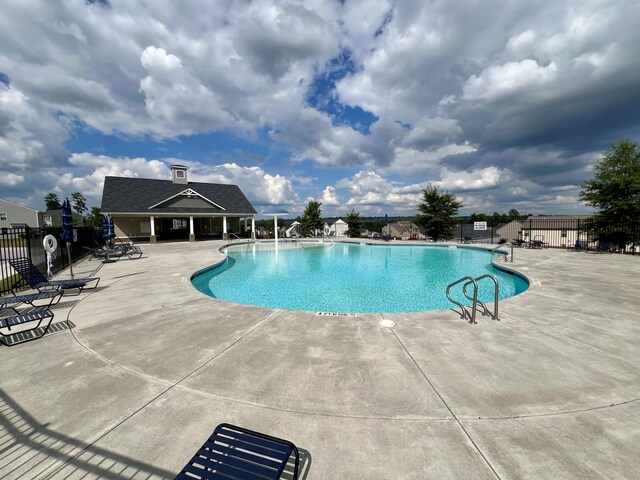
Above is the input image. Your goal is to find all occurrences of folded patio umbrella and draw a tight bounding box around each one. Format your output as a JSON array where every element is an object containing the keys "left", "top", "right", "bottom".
[{"left": 61, "top": 198, "right": 75, "bottom": 279}]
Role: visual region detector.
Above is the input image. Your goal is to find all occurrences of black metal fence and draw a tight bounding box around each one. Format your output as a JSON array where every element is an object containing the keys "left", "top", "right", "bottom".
[
  {"left": 457, "top": 217, "right": 638, "bottom": 254},
  {"left": 0, "top": 226, "right": 104, "bottom": 295}
]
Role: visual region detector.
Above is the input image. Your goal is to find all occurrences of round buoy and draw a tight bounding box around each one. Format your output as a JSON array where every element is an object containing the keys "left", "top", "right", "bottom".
[{"left": 43, "top": 234, "right": 58, "bottom": 253}]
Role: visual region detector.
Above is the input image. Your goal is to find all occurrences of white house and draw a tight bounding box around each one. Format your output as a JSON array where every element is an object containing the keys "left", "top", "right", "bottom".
[
  {"left": 329, "top": 218, "right": 348, "bottom": 237},
  {"left": 285, "top": 221, "right": 302, "bottom": 238}
]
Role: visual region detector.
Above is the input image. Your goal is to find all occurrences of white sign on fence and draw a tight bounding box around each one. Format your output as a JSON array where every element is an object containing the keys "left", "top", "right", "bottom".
[{"left": 474, "top": 221, "right": 487, "bottom": 231}]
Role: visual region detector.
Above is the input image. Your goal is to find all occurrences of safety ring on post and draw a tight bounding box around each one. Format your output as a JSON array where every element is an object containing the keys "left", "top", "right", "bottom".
[{"left": 43, "top": 234, "right": 58, "bottom": 253}]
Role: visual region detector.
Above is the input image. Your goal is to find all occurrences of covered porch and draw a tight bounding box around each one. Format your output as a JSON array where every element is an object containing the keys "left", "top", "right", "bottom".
[{"left": 112, "top": 214, "right": 257, "bottom": 243}]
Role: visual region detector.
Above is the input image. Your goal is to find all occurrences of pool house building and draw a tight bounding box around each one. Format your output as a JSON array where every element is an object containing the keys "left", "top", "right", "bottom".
[{"left": 100, "top": 165, "right": 257, "bottom": 243}]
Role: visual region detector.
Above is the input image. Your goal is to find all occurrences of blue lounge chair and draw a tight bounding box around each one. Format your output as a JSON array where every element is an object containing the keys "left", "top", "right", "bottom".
[
  {"left": 0, "top": 291, "right": 62, "bottom": 346},
  {"left": 9, "top": 257, "right": 100, "bottom": 296},
  {"left": 0, "top": 290, "right": 63, "bottom": 310},
  {"left": 175, "top": 423, "right": 299, "bottom": 480}
]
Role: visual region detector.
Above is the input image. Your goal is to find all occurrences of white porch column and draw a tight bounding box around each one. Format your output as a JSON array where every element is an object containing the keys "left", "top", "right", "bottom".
[
  {"left": 150, "top": 216, "right": 156, "bottom": 244},
  {"left": 189, "top": 216, "right": 195, "bottom": 242},
  {"left": 222, "top": 216, "right": 228, "bottom": 241},
  {"left": 251, "top": 217, "right": 256, "bottom": 240}
]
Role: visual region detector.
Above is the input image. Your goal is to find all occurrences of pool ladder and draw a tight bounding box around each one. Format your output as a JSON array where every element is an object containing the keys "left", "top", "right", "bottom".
[{"left": 446, "top": 274, "right": 500, "bottom": 324}]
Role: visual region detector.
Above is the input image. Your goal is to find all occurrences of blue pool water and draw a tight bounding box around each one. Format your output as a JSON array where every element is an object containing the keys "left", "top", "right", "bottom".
[{"left": 192, "top": 242, "right": 529, "bottom": 313}]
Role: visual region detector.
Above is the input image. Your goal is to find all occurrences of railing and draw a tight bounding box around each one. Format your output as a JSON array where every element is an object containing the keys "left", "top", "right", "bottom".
[
  {"left": 463, "top": 274, "right": 499, "bottom": 321},
  {"left": 446, "top": 274, "right": 500, "bottom": 324},
  {"left": 458, "top": 216, "right": 638, "bottom": 253},
  {"left": 489, "top": 243, "right": 512, "bottom": 263},
  {"left": 446, "top": 276, "right": 479, "bottom": 324}
]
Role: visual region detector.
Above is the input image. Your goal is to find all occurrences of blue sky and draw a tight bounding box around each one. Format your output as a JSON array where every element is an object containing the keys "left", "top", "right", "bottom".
[{"left": 1, "top": 0, "right": 639, "bottom": 218}]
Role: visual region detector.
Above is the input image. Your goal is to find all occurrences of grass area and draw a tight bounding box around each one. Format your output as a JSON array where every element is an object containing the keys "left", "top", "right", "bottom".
[
  {"left": 0, "top": 238, "right": 27, "bottom": 248},
  {"left": 0, "top": 274, "right": 20, "bottom": 294}
]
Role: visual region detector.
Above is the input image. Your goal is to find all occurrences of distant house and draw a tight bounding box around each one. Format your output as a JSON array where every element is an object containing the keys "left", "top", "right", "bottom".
[
  {"left": 328, "top": 219, "right": 348, "bottom": 237},
  {"left": 382, "top": 221, "right": 424, "bottom": 240},
  {"left": 101, "top": 164, "right": 257, "bottom": 243},
  {"left": 42, "top": 209, "right": 85, "bottom": 227},
  {"left": 285, "top": 221, "right": 302, "bottom": 238},
  {"left": 0, "top": 199, "right": 44, "bottom": 228}
]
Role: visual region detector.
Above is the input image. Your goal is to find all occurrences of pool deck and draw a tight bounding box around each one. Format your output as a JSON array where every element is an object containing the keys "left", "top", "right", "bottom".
[{"left": 1, "top": 240, "right": 638, "bottom": 479}]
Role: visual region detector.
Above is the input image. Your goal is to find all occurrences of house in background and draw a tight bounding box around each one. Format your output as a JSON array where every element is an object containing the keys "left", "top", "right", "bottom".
[
  {"left": 101, "top": 164, "right": 257, "bottom": 243},
  {"left": 42, "top": 209, "right": 84, "bottom": 227},
  {"left": 285, "top": 221, "right": 302, "bottom": 238},
  {"left": 383, "top": 221, "right": 424, "bottom": 240},
  {"left": 328, "top": 218, "right": 348, "bottom": 237},
  {"left": 0, "top": 199, "right": 44, "bottom": 228}
]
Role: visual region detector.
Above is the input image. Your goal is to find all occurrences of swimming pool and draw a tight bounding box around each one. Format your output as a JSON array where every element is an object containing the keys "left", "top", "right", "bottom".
[{"left": 191, "top": 241, "right": 528, "bottom": 313}]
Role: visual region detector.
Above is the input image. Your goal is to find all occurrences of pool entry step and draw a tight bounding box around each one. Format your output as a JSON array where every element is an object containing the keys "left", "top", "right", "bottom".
[{"left": 446, "top": 275, "right": 500, "bottom": 324}]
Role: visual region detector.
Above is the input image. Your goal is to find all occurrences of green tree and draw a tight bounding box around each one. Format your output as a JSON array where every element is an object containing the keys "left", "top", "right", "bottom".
[
  {"left": 415, "top": 185, "right": 463, "bottom": 241},
  {"left": 469, "top": 213, "right": 489, "bottom": 222},
  {"left": 300, "top": 200, "right": 323, "bottom": 236},
  {"left": 344, "top": 209, "right": 362, "bottom": 238},
  {"left": 71, "top": 192, "right": 88, "bottom": 216},
  {"left": 579, "top": 139, "right": 640, "bottom": 223},
  {"left": 507, "top": 209, "right": 520, "bottom": 220},
  {"left": 44, "top": 192, "right": 61, "bottom": 211},
  {"left": 85, "top": 207, "right": 104, "bottom": 227}
]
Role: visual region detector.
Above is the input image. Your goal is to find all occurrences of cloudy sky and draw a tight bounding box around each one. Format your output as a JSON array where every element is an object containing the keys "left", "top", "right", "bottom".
[{"left": 1, "top": 0, "right": 639, "bottom": 218}]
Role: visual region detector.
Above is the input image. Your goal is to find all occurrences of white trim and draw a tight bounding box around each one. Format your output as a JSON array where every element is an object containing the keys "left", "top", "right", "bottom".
[
  {"left": 0, "top": 198, "right": 41, "bottom": 212},
  {"left": 103, "top": 212, "right": 255, "bottom": 217},
  {"left": 147, "top": 188, "right": 226, "bottom": 211}
]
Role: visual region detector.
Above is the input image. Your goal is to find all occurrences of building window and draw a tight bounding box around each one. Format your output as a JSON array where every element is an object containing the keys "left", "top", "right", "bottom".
[
  {"left": 176, "top": 170, "right": 185, "bottom": 178},
  {"left": 0, "top": 212, "right": 7, "bottom": 221},
  {"left": 171, "top": 218, "right": 188, "bottom": 230},
  {"left": 561, "top": 229, "right": 567, "bottom": 238}
]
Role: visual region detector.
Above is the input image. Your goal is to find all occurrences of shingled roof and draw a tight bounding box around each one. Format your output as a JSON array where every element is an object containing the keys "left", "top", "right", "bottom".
[{"left": 101, "top": 177, "right": 256, "bottom": 215}]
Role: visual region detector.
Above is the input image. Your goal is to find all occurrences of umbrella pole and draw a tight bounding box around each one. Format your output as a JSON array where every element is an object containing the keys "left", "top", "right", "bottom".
[{"left": 66, "top": 241, "right": 74, "bottom": 279}]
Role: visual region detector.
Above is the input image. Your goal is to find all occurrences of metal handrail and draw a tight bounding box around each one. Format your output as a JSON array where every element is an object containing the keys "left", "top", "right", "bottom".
[
  {"left": 463, "top": 274, "right": 499, "bottom": 321},
  {"left": 446, "top": 276, "right": 479, "bottom": 324},
  {"left": 490, "top": 242, "right": 512, "bottom": 263}
]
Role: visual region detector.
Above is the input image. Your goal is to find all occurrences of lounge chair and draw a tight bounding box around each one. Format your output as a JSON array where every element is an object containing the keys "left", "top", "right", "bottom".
[
  {"left": 89, "top": 242, "right": 143, "bottom": 261},
  {"left": 511, "top": 238, "right": 527, "bottom": 248},
  {"left": 529, "top": 235, "right": 548, "bottom": 249},
  {"left": 175, "top": 423, "right": 299, "bottom": 480},
  {"left": 568, "top": 240, "right": 587, "bottom": 251},
  {"left": 0, "top": 290, "right": 63, "bottom": 310},
  {"left": 0, "top": 291, "right": 62, "bottom": 346},
  {"left": 9, "top": 257, "right": 100, "bottom": 296}
]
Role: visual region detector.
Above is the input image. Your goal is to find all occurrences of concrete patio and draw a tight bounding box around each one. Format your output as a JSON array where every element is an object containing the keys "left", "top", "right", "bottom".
[{"left": 1, "top": 241, "right": 638, "bottom": 479}]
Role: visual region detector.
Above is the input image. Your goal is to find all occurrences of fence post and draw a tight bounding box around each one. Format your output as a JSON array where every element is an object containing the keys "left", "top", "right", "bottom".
[
  {"left": 459, "top": 221, "right": 462, "bottom": 242},
  {"left": 632, "top": 217, "right": 636, "bottom": 254},
  {"left": 491, "top": 219, "right": 494, "bottom": 245},
  {"left": 26, "top": 226, "right": 33, "bottom": 266}
]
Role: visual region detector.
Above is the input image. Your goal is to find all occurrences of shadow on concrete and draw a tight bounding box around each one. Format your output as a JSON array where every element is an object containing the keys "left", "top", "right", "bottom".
[{"left": 0, "top": 388, "right": 175, "bottom": 479}]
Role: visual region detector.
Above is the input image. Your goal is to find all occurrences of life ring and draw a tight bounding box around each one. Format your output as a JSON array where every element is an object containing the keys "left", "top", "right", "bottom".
[{"left": 43, "top": 234, "right": 58, "bottom": 253}]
